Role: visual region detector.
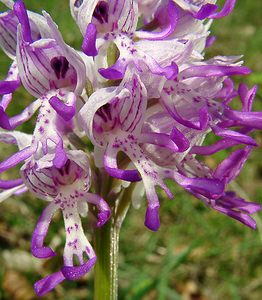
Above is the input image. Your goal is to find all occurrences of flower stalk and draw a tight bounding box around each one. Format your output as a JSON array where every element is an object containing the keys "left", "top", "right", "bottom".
[
  {"left": 94, "top": 181, "right": 136, "bottom": 300},
  {"left": 94, "top": 217, "right": 120, "bottom": 300}
]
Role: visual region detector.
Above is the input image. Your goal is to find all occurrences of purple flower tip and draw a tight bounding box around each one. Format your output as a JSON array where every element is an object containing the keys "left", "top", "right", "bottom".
[
  {"left": 97, "top": 210, "right": 111, "bottom": 227},
  {"left": 144, "top": 206, "right": 160, "bottom": 231},
  {"left": 61, "top": 257, "right": 97, "bottom": 280},
  {"left": 53, "top": 150, "right": 68, "bottom": 169},
  {"left": 49, "top": 96, "right": 76, "bottom": 121},
  {"left": 31, "top": 246, "right": 56, "bottom": 259},
  {"left": 0, "top": 107, "right": 12, "bottom": 130},
  {"left": 34, "top": 271, "right": 65, "bottom": 297},
  {"left": 82, "top": 23, "right": 98, "bottom": 56},
  {"left": 0, "top": 79, "right": 20, "bottom": 95},
  {"left": 13, "top": 0, "right": 33, "bottom": 43}
]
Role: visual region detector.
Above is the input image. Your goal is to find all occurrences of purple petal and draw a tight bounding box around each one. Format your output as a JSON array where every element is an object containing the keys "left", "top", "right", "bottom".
[
  {"left": 82, "top": 23, "right": 98, "bottom": 56},
  {"left": 31, "top": 202, "right": 57, "bottom": 259},
  {"left": 49, "top": 96, "right": 76, "bottom": 121},
  {"left": 104, "top": 164, "right": 141, "bottom": 182},
  {"left": 85, "top": 192, "right": 111, "bottom": 227},
  {"left": 144, "top": 206, "right": 160, "bottom": 231},
  {"left": 216, "top": 192, "right": 261, "bottom": 214},
  {"left": 162, "top": 98, "right": 208, "bottom": 130},
  {"left": 0, "top": 178, "right": 24, "bottom": 189},
  {"left": 223, "top": 109, "right": 262, "bottom": 130},
  {"left": 99, "top": 60, "right": 126, "bottom": 80},
  {"left": 148, "top": 61, "right": 178, "bottom": 80},
  {"left": 0, "top": 146, "right": 33, "bottom": 173},
  {"left": 238, "top": 83, "right": 257, "bottom": 112},
  {"left": 190, "top": 138, "right": 244, "bottom": 155},
  {"left": 97, "top": 211, "right": 111, "bottom": 227},
  {"left": 0, "top": 107, "right": 12, "bottom": 130},
  {"left": 1, "top": 99, "right": 41, "bottom": 130},
  {"left": 61, "top": 256, "right": 96, "bottom": 280},
  {"left": 13, "top": 0, "right": 33, "bottom": 43},
  {"left": 139, "top": 133, "right": 180, "bottom": 153},
  {"left": 193, "top": 4, "right": 218, "bottom": 19},
  {"left": 0, "top": 11, "right": 19, "bottom": 58},
  {"left": 170, "top": 127, "right": 190, "bottom": 152},
  {"left": 136, "top": 0, "right": 179, "bottom": 40},
  {"left": 212, "top": 126, "right": 257, "bottom": 146},
  {"left": 34, "top": 271, "right": 65, "bottom": 297},
  {"left": 53, "top": 149, "right": 68, "bottom": 169},
  {"left": 209, "top": 0, "right": 236, "bottom": 19},
  {"left": 179, "top": 65, "right": 251, "bottom": 80},
  {"left": 52, "top": 138, "right": 68, "bottom": 169},
  {"left": 171, "top": 172, "right": 225, "bottom": 199},
  {"left": 103, "top": 145, "right": 141, "bottom": 182},
  {"left": 213, "top": 147, "right": 252, "bottom": 184},
  {"left": 0, "top": 79, "right": 21, "bottom": 95}
]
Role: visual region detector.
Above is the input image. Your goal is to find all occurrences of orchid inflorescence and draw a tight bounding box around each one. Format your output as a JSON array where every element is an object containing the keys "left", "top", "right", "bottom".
[{"left": 0, "top": 0, "right": 261, "bottom": 296}]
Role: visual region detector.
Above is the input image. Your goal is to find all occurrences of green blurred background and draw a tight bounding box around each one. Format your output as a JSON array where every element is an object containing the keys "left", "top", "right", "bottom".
[{"left": 0, "top": 1, "right": 262, "bottom": 299}]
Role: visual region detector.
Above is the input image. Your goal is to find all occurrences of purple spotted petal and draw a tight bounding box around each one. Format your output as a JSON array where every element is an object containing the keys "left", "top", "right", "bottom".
[{"left": 61, "top": 257, "right": 96, "bottom": 280}]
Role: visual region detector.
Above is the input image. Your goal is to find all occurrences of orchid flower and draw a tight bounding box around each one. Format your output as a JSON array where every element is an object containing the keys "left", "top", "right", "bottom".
[
  {"left": 0, "top": 0, "right": 261, "bottom": 297},
  {"left": 0, "top": 0, "right": 50, "bottom": 111},
  {"left": 0, "top": 1, "right": 89, "bottom": 168},
  {"left": 22, "top": 149, "right": 110, "bottom": 296},
  {"left": 79, "top": 67, "right": 226, "bottom": 231},
  {"left": 70, "top": 0, "right": 181, "bottom": 82}
]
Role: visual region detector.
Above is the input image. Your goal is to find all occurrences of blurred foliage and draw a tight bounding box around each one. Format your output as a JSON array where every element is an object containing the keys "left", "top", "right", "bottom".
[{"left": 0, "top": 1, "right": 262, "bottom": 300}]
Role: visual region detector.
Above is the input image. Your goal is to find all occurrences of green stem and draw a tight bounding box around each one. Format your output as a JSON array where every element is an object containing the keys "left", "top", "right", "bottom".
[
  {"left": 94, "top": 218, "right": 119, "bottom": 300},
  {"left": 93, "top": 183, "right": 135, "bottom": 300}
]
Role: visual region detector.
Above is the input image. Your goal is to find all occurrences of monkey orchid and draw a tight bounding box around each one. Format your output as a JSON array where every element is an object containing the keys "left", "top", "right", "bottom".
[{"left": 0, "top": 0, "right": 261, "bottom": 298}]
